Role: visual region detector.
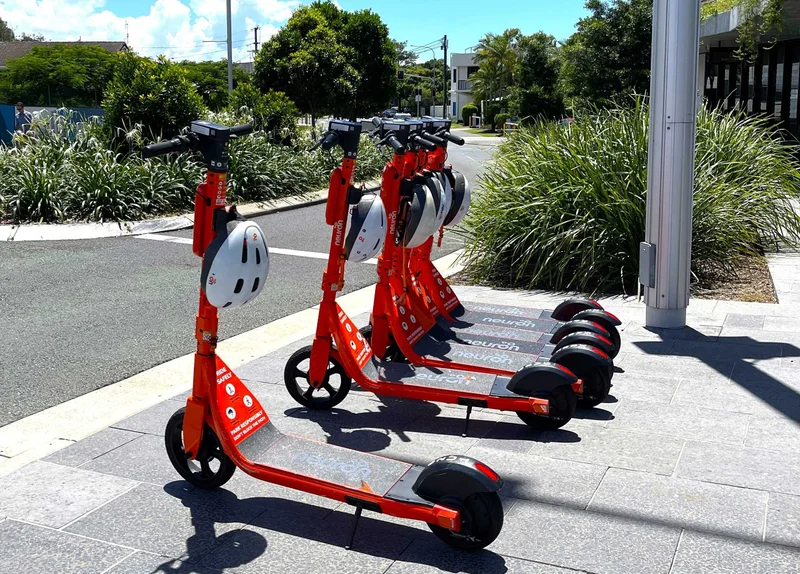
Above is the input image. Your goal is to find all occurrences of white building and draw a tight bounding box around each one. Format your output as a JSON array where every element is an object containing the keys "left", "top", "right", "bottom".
[{"left": 449, "top": 52, "right": 479, "bottom": 121}]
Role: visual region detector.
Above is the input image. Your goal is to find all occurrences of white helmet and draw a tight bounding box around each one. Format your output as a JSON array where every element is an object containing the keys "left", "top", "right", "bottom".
[
  {"left": 401, "top": 176, "right": 438, "bottom": 248},
  {"left": 426, "top": 172, "right": 451, "bottom": 229},
  {"left": 346, "top": 192, "right": 386, "bottom": 262},
  {"left": 444, "top": 169, "right": 471, "bottom": 227},
  {"left": 201, "top": 219, "right": 269, "bottom": 309}
]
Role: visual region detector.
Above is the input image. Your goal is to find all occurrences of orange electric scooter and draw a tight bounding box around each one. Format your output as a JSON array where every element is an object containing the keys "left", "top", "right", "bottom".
[
  {"left": 285, "top": 119, "right": 582, "bottom": 433},
  {"left": 145, "top": 120, "right": 506, "bottom": 551},
  {"left": 360, "top": 117, "right": 618, "bottom": 406}
]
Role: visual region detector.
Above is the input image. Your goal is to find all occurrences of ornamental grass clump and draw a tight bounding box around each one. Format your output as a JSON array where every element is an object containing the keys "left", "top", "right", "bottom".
[{"left": 459, "top": 99, "right": 800, "bottom": 293}]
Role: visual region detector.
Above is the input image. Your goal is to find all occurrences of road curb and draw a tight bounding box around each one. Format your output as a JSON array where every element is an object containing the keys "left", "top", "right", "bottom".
[
  {"left": 0, "top": 249, "right": 464, "bottom": 477},
  {"left": 0, "top": 180, "right": 379, "bottom": 242}
]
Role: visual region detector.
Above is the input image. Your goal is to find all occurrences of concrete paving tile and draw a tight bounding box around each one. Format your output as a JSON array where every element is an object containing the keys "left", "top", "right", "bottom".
[
  {"left": 764, "top": 315, "right": 800, "bottom": 333},
  {"left": 670, "top": 530, "right": 800, "bottom": 574},
  {"left": 222, "top": 470, "right": 340, "bottom": 517},
  {"left": 745, "top": 416, "right": 800, "bottom": 453},
  {"left": 720, "top": 325, "right": 800, "bottom": 347},
  {"left": 386, "top": 538, "right": 581, "bottom": 573},
  {"left": 236, "top": 336, "right": 314, "bottom": 384},
  {"left": 478, "top": 416, "right": 579, "bottom": 454},
  {"left": 66, "top": 482, "right": 262, "bottom": 562},
  {"left": 604, "top": 373, "right": 680, "bottom": 405},
  {"left": 525, "top": 427, "right": 684, "bottom": 475},
  {"left": 111, "top": 400, "right": 183, "bottom": 436},
  {"left": 200, "top": 509, "right": 406, "bottom": 574},
  {"left": 0, "top": 519, "right": 133, "bottom": 574},
  {"left": 607, "top": 400, "right": 750, "bottom": 444},
  {"left": 81, "top": 434, "right": 183, "bottom": 486},
  {"left": 106, "top": 551, "right": 223, "bottom": 574},
  {"left": 671, "top": 376, "right": 799, "bottom": 418},
  {"left": 766, "top": 493, "right": 800, "bottom": 548},
  {"left": 465, "top": 445, "right": 608, "bottom": 508},
  {"left": 677, "top": 440, "right": 800, "bottom": 496},
  {"left": 724, "top": 313, "right": 766, "bottom": 329},
  {"left": 671, "top": 339, "right": 781, "bottom": 361},
  {"left": 43, "top": 428, "right": 142, "bottom": 467},
  {"left": 490, "top": 499, "right": 680, "bottom": 574},
  {"left": 588, "top": 468, "right": 767, "bottom": 540},
  {"left": 615, "top": 353, "right": 734, "bottom": 383},
  {"left": 0, "top": 460, "right": 137, "bottom": 529}
]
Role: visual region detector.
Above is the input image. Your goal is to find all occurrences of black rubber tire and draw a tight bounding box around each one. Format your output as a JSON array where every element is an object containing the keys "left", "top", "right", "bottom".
[
  {"left": 516, "top": 385, "right": 577, "bottom": 430},
  {"left": 575, "top": 365, "right": 612, "bottom": 408},
  {"left": 590, "top": 319, "right": 621, "bottom": 359},
  {"left": 165, "top": 407, "right": 236, "bottom": 489},
  {"left": 359, "top": 324, "right": 406, "bottom": 363},
  {"left": 428, "top": 492, "right": 504, "bottom": 551},
  {"left": 284, "top": 345, "right": 352, "bottom": 410}
]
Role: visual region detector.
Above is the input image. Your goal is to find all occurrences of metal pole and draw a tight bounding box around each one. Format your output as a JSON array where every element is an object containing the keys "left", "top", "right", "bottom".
[
  {"left": 442, "top": 35, "right": 448, "bottom": 119},
  {"left": 640, "top": 0, "right": 700, "bottom": 329},
  {"left": 226, "top": 0, "right": 233, "bottom": 94}
]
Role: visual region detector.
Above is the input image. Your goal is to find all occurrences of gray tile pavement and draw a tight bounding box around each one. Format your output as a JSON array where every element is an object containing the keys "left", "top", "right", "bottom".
[{"left": 5, "top": 265, "right": 800, "bottom": 572}]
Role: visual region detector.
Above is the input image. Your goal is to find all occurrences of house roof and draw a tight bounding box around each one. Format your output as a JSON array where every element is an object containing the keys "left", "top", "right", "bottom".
[{"left": 0, "top": 41, "right": 128, "bottom": 68}]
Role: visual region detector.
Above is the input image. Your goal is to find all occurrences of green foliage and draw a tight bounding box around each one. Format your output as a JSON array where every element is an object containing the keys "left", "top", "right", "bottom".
[
  {"left": 0, "top": 44, "right": 117, "bottom": 107},
  {"left": 471, "top": 28, "right": 521, "bottom": 104},
  {"left": 179, "top": 60, "right": 250, "bottom": 111},
  {"left": 509, "top": 32, "right": 565, "bottom": 121},
  {"left": 397, "top": 58, "right": 449, "bottom": 114},
  {"left": 560, "top": 0, "right": 653, "bottom": 104},
  {"left": 495, "top": 113, "right": 510, "bottom": 130},
  {"left": 102, "top": 53, "right": 206, "bottom": 142},
  {"left": 484, "top": 103, "right": 501, "bottom": 131},
  {"left": 459, "top": 100, "right": 800, "bottom": 293},
  {"left": 701, "top": 0, "right": 784, "bottom": 61},
  {"left": 228, "top": 84, "right": 298, "bottom": 143},
  {"left": 0, "top": 17, "right": 15, "bottom": 41},
  {"left": 462, "top": 103, "right": 479, "bottom": 125}
]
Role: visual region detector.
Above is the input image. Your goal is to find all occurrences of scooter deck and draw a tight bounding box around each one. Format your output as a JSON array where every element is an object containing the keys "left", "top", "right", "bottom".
[
  {"left": 363, "top": 356, "right": 518, "bottom": 397},
  {"left": 450, "top": 301, "right": 561, "bottom": 322},
  {"left": 413, "top": 331, "right": 554, "bottom": 372},
  {"left": 238, "top": 417, "right": 431, "bottom": 502}
]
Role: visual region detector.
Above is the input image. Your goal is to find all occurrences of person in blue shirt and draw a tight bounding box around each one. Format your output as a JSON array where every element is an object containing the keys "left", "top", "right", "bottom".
[{"left": 14, "top": 102, "right": 32, "bottom": 133}]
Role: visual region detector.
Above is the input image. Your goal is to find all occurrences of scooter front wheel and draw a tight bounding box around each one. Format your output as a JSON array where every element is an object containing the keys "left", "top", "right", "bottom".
[
  {"left": 516, "top": 385, "right": 577, "bottom": 431},
  {"left": 428, "top": 492, "right": 504, "bottom": 551},
  {"left": 284, "top": 345, "right": 352, "bottom": 410},
  {"left": 165, "top": 407, "right": 236, "bottom": 489}
]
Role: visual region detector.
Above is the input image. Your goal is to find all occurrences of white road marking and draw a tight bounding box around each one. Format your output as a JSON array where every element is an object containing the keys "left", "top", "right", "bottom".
[{"left": 136, "top": 233, "right": 378, "bottom": 264}]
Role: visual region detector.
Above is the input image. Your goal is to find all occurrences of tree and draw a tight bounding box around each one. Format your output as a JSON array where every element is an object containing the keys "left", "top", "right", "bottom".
[
  {"left": 179, "top": 60, "right": 250, "bottom": 111},
  {"left": 254, "top": 5, "right": 357, "bottom": 127},
  {"left": 393, "top": 40, "right": 417, "bottom": 67},
  {"left": 228, "top": 84, "right": 298, "bottom": 143},
  {"left": 471, "top": 28, "right": 521, "bottom": 105},
  {"left": 0, "top": 44, "right": 117, "bottom": 107},
  {"left": 560, "top": 0, "right": 653, "bottom": 103},
  {"left": 397, "top": 58, "right": 450, "bottom": 114},
  {"left": 509, "top": 32, "right": 565, "bottom": 121},
  {"left": 103, "top": 53, "right": 206, "bottom": 141},
  {"left": 0, "top": 17, "right": 14, "bottom": 41}
]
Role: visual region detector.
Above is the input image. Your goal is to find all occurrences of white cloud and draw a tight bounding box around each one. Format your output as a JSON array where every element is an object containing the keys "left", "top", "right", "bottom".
[{"left": 0, "top": 0, "right": 296, "bottom": 62}]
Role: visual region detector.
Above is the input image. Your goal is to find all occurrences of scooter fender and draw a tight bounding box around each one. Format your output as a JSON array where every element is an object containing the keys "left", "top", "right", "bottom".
[
  {"left": 413, "top": 454, "right": 503, "bottom": 506},
  {"left": 551, "top": 297, "right": 604, "bottom": 321},
  {"left": 554, "top": 331, "right": 616, "bottom": 358},
  {"left": 551, "top": 343, "right": 612, "bottom": 371},
  {"left": 505, "top": 362, "right": 578, "bottom": 396},
  {"left": 550, "top": 319, "right": 610, "bottom": 345},
  {"left": 572, "top": 308, "right": 622, "bottom": 327}
]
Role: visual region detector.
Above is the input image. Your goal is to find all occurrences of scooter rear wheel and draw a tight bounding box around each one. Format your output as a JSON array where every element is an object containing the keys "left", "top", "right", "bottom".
[
  {"left": 284, "top": 345, "right": 352, "bottom": 410},
  {"left": 516, "top": 385, "right": 577, "bottom": 430},
  {"left": 165, "top": 407, "right": 236, "bottom": 489},
  {"left": 576, "top": 366, "right": 611, "bottom": 408},
  {"left": 428, "top": 492, "right": 504, "bottom": 551}
]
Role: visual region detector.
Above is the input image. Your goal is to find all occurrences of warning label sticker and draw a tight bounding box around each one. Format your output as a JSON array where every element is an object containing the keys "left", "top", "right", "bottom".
[
  {"left": 336, "top": 304, "right": 373, "bottom": 369},
  {"left": 215, "top": 357, "right": 269, "bottom": 446}
]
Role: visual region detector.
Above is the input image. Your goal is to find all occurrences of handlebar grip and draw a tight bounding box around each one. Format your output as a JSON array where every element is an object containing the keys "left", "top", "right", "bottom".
[
  {"left": 441, "top": 131, "right": 465, "bottom": 146},
  {"left": 422, "top": 132, "right": 447, "bottom": 147},
  {"left": 386, "top": 135, "right": 405, "bottom": 153},
  {"left": 411, "top": 134, "right": 437, "bottom": 151},
  {"left": 230, "top": 123, "right": 253, "bottom": 136},
  {"left": 371, "top": 117, "right": 382, "bottom": 127},
  {"left": 142, "top": 137, "right": 188, "bottom": 158},
  {"left": 320, "top": 131, "right": 340, "bottom": 151}
]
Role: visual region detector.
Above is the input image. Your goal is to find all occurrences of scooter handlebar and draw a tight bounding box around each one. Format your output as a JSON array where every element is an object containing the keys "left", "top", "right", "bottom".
[
  {"left": 385, "top": 134, "right": 405, "bottom": 154},
  {"left": 142, "top": 135, "right": 192, "bottom": 158},
  {"left": 230, "top": 123, "right": 253, "bottom": 137},
  {"left": 371, "top": 117, "right": 382, "bottom": 128},
  {"left": 421, "top": 132, "right": 447, "bottom": 147},
  {"left": 309, "top": 130, "right": 340, "bottom": 152},
  {"left": 440, "top": 131, "right": 465, "bottom": 146},
  {"left": 410, "top": 134, "right": 437, "bottom": 151}
]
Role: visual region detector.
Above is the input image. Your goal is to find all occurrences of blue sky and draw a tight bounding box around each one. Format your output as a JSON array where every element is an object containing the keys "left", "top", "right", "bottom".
[{"left": 0, "top": 0, "right": 590, "bottom": 62}]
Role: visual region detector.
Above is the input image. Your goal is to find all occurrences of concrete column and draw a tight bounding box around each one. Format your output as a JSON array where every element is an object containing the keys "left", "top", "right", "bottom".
[{"left": 641, "top": 0, "right": 701, "bottom": 329}]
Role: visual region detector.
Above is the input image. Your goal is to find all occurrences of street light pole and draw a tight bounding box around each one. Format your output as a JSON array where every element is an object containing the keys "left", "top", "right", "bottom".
[
  {"left": 640, "top": 0, "right": 701, "bottom": 328},
  {"left": 226, "top": 0, "right": 233, "bottom": 94},
  {"left": 442, "top": 35, "right": 448, "bottom": 119}
]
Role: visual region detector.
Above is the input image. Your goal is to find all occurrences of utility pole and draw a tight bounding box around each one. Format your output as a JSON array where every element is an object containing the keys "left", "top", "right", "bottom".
[
  {"left": 253, "top": 26, "right": 260, "bottom": 56},
  {"left": 226, "top": 0, "right": 233, "bottom": 94},
  {"left": 640, "top": 0, "right": 700, "bottom": 328},
  {"left": 442, "top": 35, "right": 448, "bottom": 119}
]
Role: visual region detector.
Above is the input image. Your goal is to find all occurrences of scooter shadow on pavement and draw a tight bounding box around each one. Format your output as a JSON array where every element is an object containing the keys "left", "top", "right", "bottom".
[
  {"left": 287, "top": 393, "right": 583, "bottom": 454},
  {"left": 634, "top": 327, "right": 800, "bottom": 423},
  {"left": 159, "top": 483, "right": 511, "bottom": 573}
]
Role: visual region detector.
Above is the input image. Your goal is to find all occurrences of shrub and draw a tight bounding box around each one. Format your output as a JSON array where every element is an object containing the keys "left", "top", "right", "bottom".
[
  {"left": 228, "top": 85, "right": 298, "bottom": 144},
  {"left": 103, "top": 53, "right": 206, "bottom": 143},
  {"left": 459, "top": 99, "right": 800, "bottom": 294},
  {"left": 495, "top": 113, "right": 510, "bottom": 132},
  {"left": 462, "top": 103, "right": 479, "bottom": 126},
  {"left": 484, "top": 103, "right": 501, "bottom": 131}
]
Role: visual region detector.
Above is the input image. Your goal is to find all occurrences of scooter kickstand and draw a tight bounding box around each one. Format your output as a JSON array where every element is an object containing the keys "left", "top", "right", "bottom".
[
  {"left": 345, "top": 501, "right": 364, "bottom": 550},
  {"left": 462, "top": 404, "right": 473, "bottom": 437}
]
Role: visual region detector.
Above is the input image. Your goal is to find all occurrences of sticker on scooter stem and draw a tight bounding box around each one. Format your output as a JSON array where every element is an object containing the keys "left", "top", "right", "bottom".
[
  {"left": 336, "top": 304, "right": 373, "bottom": 369},
  {"left": 215, "top": 356, "right": 269, "bottom": 446}
]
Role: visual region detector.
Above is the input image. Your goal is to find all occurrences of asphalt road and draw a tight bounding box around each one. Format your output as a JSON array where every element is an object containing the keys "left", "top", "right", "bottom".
[{"left": 0, "top": 140, "right": 497, "bottom": 426}]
